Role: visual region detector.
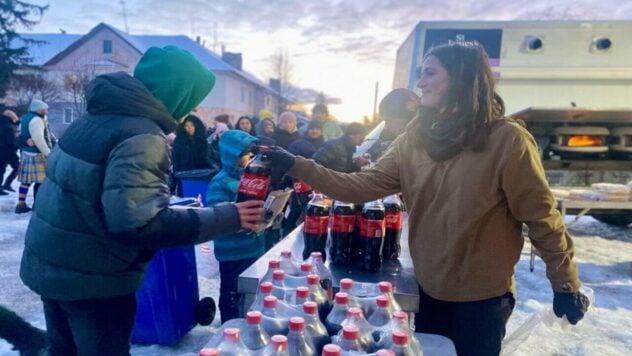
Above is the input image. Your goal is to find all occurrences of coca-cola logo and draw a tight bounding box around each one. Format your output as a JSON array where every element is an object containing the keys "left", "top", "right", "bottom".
[
  {"left": 386, "top": 212, "right": 403, "bottom": 229},
  {"left": 243, "top": 178, "right": 267, "bottom": 191},
  {"left": 238, "top": 173, "right": 270, "bottom": 198}
]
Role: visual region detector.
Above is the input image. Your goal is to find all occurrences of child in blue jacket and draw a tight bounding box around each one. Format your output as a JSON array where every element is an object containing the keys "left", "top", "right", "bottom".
[{"left": 206, "top": 130, "right": 266, "bottom": 323}]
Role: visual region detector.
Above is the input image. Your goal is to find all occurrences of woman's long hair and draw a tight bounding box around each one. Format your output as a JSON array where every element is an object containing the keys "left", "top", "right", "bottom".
[{"left": 421, "top": 41, "right": 505, "bottom": 151}]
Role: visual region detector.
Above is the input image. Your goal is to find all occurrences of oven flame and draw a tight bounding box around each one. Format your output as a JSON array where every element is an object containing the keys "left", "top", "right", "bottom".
[{"left": 567, "top": 135, "right": 604, "bottom": 147}]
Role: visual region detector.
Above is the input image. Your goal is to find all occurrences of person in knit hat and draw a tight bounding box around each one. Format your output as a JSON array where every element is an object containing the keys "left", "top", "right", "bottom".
[
  {"left": 19, "top": 46, "right": 264, "bottom": 354},
  {"left": 14, "top": 99, "right": 51, "bottom": 213},
  {"left": 379, "top": 88, "right": 420, "bottom": 141}
]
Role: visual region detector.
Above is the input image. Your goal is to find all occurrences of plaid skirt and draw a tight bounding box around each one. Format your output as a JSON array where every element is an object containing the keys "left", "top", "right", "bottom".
[{"left": 18, "top": 154, "right": 47, "bottom": 184}]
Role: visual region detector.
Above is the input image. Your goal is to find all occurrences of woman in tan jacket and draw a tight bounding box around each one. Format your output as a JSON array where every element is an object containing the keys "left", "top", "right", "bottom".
[{"left": 264, "top": 41, "right": 589, "bottom": 355}]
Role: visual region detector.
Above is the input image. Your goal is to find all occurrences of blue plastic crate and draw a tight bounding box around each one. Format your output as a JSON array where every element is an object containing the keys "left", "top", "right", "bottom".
[
  {"left": 132, "top": 246, "right": 199, "bottom": 345},
  {"left": 181, "top": 179, "right": 209, "bottom": 204}
]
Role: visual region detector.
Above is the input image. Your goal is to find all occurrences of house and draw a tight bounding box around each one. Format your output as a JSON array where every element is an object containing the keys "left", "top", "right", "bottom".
[{"left": 12, "top": 22, "right": 283, "bottom": 136}]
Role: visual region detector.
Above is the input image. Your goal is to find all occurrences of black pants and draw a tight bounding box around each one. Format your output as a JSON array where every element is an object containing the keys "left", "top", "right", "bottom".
[
  {"left": 42, "top": 294, "right": 137, "bottom": 356},
  {"left": 415, "top": 286, "right": 515, "bottom": 356},
  {"left": 0, "top": 155, "right": 19, "bottom": 187},
  {"left": 219, "top": 257, "right": 258, "bottom": 324}
]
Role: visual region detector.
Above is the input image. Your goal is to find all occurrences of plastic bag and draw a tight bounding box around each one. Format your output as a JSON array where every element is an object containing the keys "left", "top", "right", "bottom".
[{"left": 501, "top": 286, "right": 595, "bottom": 355}]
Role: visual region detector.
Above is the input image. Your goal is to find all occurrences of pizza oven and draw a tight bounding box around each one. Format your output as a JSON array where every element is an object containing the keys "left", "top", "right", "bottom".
[
  {"left": 610, "top": 127, "right": 632, "bottom": 160},
  {"left": 549, "top": 126, "right": 610, "bottom": 159}
]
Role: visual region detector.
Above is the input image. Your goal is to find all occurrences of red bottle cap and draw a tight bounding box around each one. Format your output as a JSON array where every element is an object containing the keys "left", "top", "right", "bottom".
[
  {"left": 392, "top": 330, "right": 409, "bottom": 345},
  {"left": 281, "top": 250, "right": 292, "bottom": 258},
  {"left": 246, "top": 311, "right": 262, "bottom": 324},
  {"left": 300, "top": 262, "right": 313, "bottom": 273},
  {"left": 376, "top": 296, "right": 390, "bottom": 308},
  {"left": 259, "top": 145, "right": 270, "bottom": 152},
  {"left": 310, "top": 252, "right": 323, "bottom": 260},
  {"left": 307, "top": 274, "right": 320, "bottom": 285},
  {"left": 223, "top": 328, "right": 240, "bottom": 341},
  {"left": 375, "top": 350, "right": 395, "bottom": 356},
  {"left": 259, "top": 282, "right": 273, "bottom": 293},
  {"left": 263, "top": 295, "right": 277, "bottom": 308},
  {"left": 289, "top": 317, "right": 305, "bottom": 331},
  {"left": 335, "top": 292, "right": 349, "bottom": 305},
  {"left": 268, "top": 259, "right": 280, "bottom": 269},
  {"left": 303, "top": 301, "right": 318, "bottom": 315},
  {"left": 342, "top": 325, "right": 360, "bottom": 340},
  {"left": 273, "top": 270, "right": 285, "bottom": 281},
  {"left": 270, "top": 334, "right": 288, "bottom": 349},
  {"left": 322, "top": 344, "right": 342, "bottom": 356},
  {"left": 347, "top": 307, "right": 363, "bottom": 318},
  {"left": 340, "top": 278, "right": 354, "bottom": 290},
  {"left": 378, "top": 281, "right": 393, "bottom": 293},
  {"left": 296, "top": 286, "right": 309, "bottom": 298},
  {"left": 199, "top": 348, "right": 219, "bottom": 356},
  {"left": 393, "top": 310, "right": 408, "bottom": 322}
]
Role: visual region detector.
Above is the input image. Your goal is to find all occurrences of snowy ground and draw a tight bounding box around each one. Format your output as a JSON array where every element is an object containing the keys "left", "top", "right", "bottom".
[{"left": 0, "top": 179, "right": 630, "bottom": 355}]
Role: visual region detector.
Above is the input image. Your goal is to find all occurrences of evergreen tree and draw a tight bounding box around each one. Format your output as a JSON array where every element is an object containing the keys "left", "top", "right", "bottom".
[{"left": 0, "top": 0, "right": 48, "bottom": 98}]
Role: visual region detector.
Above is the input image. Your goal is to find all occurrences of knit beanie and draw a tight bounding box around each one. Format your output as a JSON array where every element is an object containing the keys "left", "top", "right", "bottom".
[
  {"left": 29, "top": 99, "right": 48, "bottom": 113},
  {"left": 134, "top": 46, "right": 216, "bottom": 121}
]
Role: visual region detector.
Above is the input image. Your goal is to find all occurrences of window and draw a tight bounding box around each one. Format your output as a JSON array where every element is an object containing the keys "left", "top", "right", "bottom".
[
  {"left": 63, "top": 108, "right": 73, "bottom": 124},
  {"left": 241, "top": 87, "right": 245, "bottom": 103},
  {"left": 103, "top": 40, "right": 112, "bottom": 54},
  {"left": 265, "top": 95, "right": 272, "bottom": 108},
  {"left": 248, "top": 90, "right": 253, "bottom": 105}
]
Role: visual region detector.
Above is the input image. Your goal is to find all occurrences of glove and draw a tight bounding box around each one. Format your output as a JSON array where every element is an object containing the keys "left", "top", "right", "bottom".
[
  {"left": 553, "top": 291, "right": 590, "bottom": 325},
  {"left": 262, "top": 145, "right": 296, "bottom": 173}
]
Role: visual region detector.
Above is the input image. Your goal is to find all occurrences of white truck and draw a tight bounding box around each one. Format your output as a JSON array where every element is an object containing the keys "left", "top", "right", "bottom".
[{"left": 392, "top": 20, "right": 632, "bottom": 226}]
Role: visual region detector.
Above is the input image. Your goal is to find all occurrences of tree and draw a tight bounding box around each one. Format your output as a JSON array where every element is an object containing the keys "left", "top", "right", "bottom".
[
  {"left": 0, "top": 0, "right": 48, "bottom": 99},
  {"left": 64, "top": 63, "right": 98, "bottom": 119},
  {"left": 10, "top": 68, "right": 62, "bottom": 110},
  {"left": 267, "top": 49, "right": 296, "bottom": 113}
]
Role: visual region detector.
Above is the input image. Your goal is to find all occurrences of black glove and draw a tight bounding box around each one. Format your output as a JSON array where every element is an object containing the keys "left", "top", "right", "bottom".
[
  {"left": 553, "top": 291, "right": 590, "bottom": 325},
  {"left": 262, "top": 146, "right": 296, "bottom": 173}
]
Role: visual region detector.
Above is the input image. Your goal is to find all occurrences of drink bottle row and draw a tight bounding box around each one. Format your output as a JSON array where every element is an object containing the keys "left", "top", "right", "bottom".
[
  {"left": 200, "top": 251, "right": 422, "bottom": 355},
  {"left": 303, "top": 192, "right": 404, "bottom": 272}
]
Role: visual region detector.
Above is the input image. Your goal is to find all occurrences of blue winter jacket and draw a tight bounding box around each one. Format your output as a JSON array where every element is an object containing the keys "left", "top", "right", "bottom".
[{"left": 206, "top": 130, "right": 265, "bottom": 262}]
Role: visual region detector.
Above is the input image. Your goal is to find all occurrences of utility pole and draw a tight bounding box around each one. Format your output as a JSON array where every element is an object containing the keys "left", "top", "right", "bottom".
[
  {"left": 213, "top": 22, "right": 218, "bottom": 52},
  {"left": 372, "top": 81, "right": 379, "bottom": 122},
  {"left": 120, "top": 0, "right": 129, "bottom": 33}
]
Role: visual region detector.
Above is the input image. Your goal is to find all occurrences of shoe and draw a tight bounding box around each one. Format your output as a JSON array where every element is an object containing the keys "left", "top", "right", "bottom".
[
  {"left": 0, "top": 189, "right": 8, "bottom": 196},
  {"left": 3, "top": 185, "right": 16, "bottom": 192},
  {"left": 15, "top": 204, "right": 32, "bottom": 214}
]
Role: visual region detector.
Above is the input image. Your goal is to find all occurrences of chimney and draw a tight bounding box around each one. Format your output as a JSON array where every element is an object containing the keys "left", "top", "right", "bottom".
[
  {"left": 196, "top": 36, "right": 201, "bottom": 44},
  {"left": 222, "top": 52, "right": 243, "bottom": 71},
  {"left": 269, "top": 78, "right": 281, "bottom": 92}
]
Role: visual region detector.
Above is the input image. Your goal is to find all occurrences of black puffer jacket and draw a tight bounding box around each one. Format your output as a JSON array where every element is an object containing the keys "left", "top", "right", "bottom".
[
  {"left": 287, "top": 134, "right": 324, "bottom": 158},
  {"left": 312, "top": 136, "right": 359, "bottom": 173},
  {"left": 0, "top": 114, "right": 18, "bottom": 162},
  {"left": 20, "top": 72, "right": 241, "bottom": 301},
  {"left": 172, "top": 115, "right": 210, "bottom": 172}
]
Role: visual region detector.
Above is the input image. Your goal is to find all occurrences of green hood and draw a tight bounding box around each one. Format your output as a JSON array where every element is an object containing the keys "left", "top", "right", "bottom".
[{"left": 134, "top": 46, "right": 216, "bottom": 121}]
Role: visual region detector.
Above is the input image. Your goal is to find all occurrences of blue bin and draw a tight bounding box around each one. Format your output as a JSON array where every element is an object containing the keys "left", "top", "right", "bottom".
[
  {"left": 174, "top": 169, "right": 218, "bottom": 204},
  {"left": 131, "top": 246, "right": 199, "bottom": 345}
]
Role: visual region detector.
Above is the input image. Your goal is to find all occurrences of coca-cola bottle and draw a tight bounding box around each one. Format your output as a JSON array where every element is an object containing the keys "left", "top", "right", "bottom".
[
  {"left": 378, "top": 281, "right": 402, "bottom": 313},
  {"left": 198, "top": 348, "right": 218, "bottom": 356},
  {"left": 339, "top": 307, "right": 375, "bottom": 352},
  {"left": 293, "top": 179, "right": 312, "bottom": 209},
  {"left": 325, "top": 292, "right": 350, "bottom": 336},
  {"left": 339, "top": 278, "right": 362, "bottom": 310},
  {"left": 322, "top": 344, "right": 342, "bottom": 356},
  {"left": 303, "top": 193, "right": 330, "bottom": 260},
  {"left": 306, "top": 252, "right": 333, "bottom": 300},
  {"left": 360, "top": 200, "right": 386, "bottom": 272},
  {"left": 330, "top": 200, "right": 355, "bottom": 265},
  {"left": 391, "top": 330, "right": 417, "bottom": 356},
  {"left": 260, "top": 334, "right": 290, "bottom": 356},
  {"left": 335, "top": 325, "right": 365, "bottom": 353},
  {"left": 367, "top": 296, "right": 393, "bottom": 327},
  {"left": 306, "top": 274, "right": 332, "bottom": 320},
  {"left": 242, "top": 311, "right": 270, "bottom": 351},
  {"left": 271, "top": 270, "right": 287, "bottom": 300},
  {"left": 250, "top": 282, "right": 274, "bottom": 311},
  {"left": 302, "top": 301, "right": 330, "bottom": 353},
  {"left": 287, "top": 317, "right": 316, "bottom": 356},
  {"left": 351, "top": 203, "right": 364, "bottom": 262},
  {"left": 236, "top": 147, "right": 271, "bottom": 203},
  {"left": 280, "top": 250, "right": 300, "bottom": 276},
  {"left": 216, "top": 328, "right": 249, "bottom": 355},
  {"left": 294, "top": 286, "right": 310, "bottom": 306},
  {"left": 299, "top": 262, "right": 314, "bottom": 276},
  {"left": 383, "top": 195, "right": 404, "bottom": 260},
  {"left": 261, "top": 259, "right": 281, "bottom": 284}
]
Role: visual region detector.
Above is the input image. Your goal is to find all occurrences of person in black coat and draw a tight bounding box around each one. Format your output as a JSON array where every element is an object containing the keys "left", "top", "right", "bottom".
[
  {"left": 236, "top": 116, "right": 257, "bottom": 136},
  {"left": 273, "top": 111, "right": 301, "bottom": 149},
  {"left": 287, "top": 120, "right": 325, "bottom": 158},
  {"left": 312, "top": 122, "right": 367, "bottom": 173},
  {"left": 0, "top": 109, "right": 20, "bottom": 194},
  {"left": 172, "top": 115, "right": 210, "bottom": 172}
]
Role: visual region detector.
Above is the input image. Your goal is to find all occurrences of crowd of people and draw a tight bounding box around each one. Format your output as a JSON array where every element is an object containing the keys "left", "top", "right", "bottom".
[{"left": 0, "top": 42, "right": 590, "bottom": 356}]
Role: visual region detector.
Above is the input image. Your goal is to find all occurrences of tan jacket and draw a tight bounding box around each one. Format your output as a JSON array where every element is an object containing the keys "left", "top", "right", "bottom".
[{"left": 290, "top": 119, "right": 581, "bottom": 302}]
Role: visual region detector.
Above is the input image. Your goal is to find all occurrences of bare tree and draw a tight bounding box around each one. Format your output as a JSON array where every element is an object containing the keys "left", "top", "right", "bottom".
[
  {"left": 63, "top": 63, "right": 98, "bottom": 118},
  {"left": 267, "top": 49, "right": 296, "bottom": 112},
  {"left": 10, "top": 69, "right": 63, "bottom": 109}
]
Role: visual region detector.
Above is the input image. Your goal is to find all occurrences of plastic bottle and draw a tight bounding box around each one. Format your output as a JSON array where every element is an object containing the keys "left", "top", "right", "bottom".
[
  {"left": 294, "top": 286, "right": 310, "bottom": 306},
  {"left": 368, "top": 296, "right": 393, "bottom": 327},
  {"left": 306, "top": 274, "right": 332, "bottom": 320},
  {"left": 339, "top": 278, "right": 362, "bottom": 310},
  {"left": 376, "top": 311, "right": 422, "bottom": 355},
  {"left": 391, "top": 330, "right": 417, "bottom": 356},
  {"left": 360, "top": 199, "right": 386, "bottom": 272},
  {"left": 378, "top": 281, "right": 403, "bottom": 313},
  {"left": 303, "top": 301, "right": 331, "bottom": 354},
  {"left": 216, "top": 328, "right": 249, "bottom": 356},
  {"left": 382, "top": 194, "right": 404, "bottom": 260},
  {"left": 306, "top": 252, "right": 334, "bottom": 300},
  {"left": 199, "top": 348, "right": 219, "bottom": 356},
  {"left": 236, "top": 148, "right": 271, "bottom": 202},
  {"left": 261, "top": 259, "right": 281, "bottom": 284},
  {"left": 340, "top": 307, "right": 375, "bottom": 352},
  {"left": 300, "top": 262, "right": 314, "bottom": 276},
  {"left": 351, "top": 203, "right": 364, "bottom": 262},
  {"left": 330, "top": 200, "right": 355, "bottom": 265},
  {"left": 280, "top": 250, "right": 301, "bottom": 276},
  {"left": 250, "top": 282, "right": 274, "bottom": 311},
  {"left": 287, "top": 317, "right": 316, "bottom": 356},
  {"left": 325, "top": 292, "right": 350, "bottom": 336},
  {"left": 271, "top": 270, "right": 287, "bottom": 300},
  {"left": 259, "top": 334, "right": 289, "bottom": 356},
  {"left": 242, "top": 311, "right": 270, "bottom": 351},
  {"left": 260, "top": 296, "right": 289, "bottom": 336},
  {"left": 303, "top": 193, "right": 330, "bottom": 260},
  {"left": 335, "top": 325, "right": 365, "bottom": 352},
  {"left": 321, "top": 343, "right": 342, "bottom": 356}
]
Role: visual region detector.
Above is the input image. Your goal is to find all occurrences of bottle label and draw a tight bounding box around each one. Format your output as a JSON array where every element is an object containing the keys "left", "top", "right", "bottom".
[
  {"left": 238, "top": 173, "right": 270, "bottom": 200},
  {"left": 360, "top": 218, "right": 385, "bottom": 238},
  {"left": 385, "top": 212, "right": 403, "bottom": 229},
  {"left": 293, "top": 180, "right": 311, "bottom": 193},
  {"left": 332, "top": 215, "right": 355, "bottom": 233},
  {"left": 304, "top": 215, "right": 329, "bottom": 234}
]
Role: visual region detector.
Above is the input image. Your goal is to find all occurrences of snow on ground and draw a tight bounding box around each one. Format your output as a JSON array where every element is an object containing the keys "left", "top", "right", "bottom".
[{"left": 0, "top": 178, "right": 630, "bottom": 355}]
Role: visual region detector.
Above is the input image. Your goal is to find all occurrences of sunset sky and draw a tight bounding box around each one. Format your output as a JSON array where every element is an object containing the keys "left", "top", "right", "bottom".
[{"left": 24, "top": 0, "right": 632, "bottom": 122}]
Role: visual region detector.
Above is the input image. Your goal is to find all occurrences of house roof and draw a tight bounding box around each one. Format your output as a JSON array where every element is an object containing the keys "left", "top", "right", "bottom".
[{"left": 18, "top": 22, "right": 278, "bottom": 94}]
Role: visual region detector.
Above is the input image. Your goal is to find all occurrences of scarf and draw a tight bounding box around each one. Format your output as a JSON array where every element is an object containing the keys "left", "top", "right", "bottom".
[{"left": 418, "top": 107, "right": 466, "bottom": 162}]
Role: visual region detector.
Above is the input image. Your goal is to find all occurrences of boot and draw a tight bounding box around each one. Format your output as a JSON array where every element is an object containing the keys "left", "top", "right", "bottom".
[{"left": 15, "top": 204, "right": 32, "bottom": 214}]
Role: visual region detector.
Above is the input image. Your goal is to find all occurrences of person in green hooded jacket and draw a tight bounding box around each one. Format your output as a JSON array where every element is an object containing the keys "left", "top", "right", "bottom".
[{"left": 19, "top": 46, "right": 264, "bottom": 355}]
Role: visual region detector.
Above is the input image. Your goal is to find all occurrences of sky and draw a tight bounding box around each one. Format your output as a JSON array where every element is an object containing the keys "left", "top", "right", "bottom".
[{"left": 21, "top": 0, "right": 632, "bottom": 122}]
